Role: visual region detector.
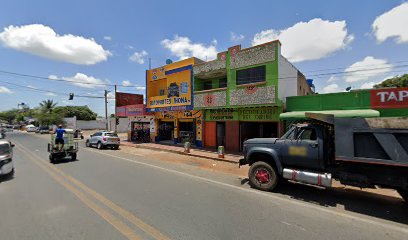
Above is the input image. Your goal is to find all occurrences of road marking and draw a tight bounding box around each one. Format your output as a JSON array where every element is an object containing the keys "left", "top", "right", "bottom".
[
  {"left": 15, "top": 140, "right": 170, "bottom": 240},
  {"left": 15, "top": 145, "right": 141, "bottom": 240},
  {"left": 84, "top": 147, "right": 408, "bottom": 234}
]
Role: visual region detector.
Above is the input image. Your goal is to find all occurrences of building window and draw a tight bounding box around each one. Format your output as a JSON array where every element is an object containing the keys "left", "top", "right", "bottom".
[
  {"left": 159, "top": 89, "right": 165, "bottom": 96},
  {"left": 203, "top": 81, "right": 213, "bottom": 90},
  {"left": 219, "top": 78, "right": 227, "bottom": 88},
  {"left": 236, "top": 66, "right": 266, "bottom": 85}
]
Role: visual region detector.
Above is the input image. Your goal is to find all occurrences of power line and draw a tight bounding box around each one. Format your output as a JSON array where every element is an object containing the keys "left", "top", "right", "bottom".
[{"left": 0, "top": 70, "right": 143, "bottom": 88}]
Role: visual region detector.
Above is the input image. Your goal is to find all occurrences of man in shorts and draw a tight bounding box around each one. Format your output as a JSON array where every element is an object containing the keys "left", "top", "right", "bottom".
[{"left": 54, "top": 124, "right": 66, "bottom": 151}]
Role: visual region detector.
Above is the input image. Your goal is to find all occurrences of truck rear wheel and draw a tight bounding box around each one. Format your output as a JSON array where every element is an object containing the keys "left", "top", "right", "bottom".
[
  {"left": 398, "top": 189, "right": 408, "bottom": 202},
  {"left": 249, "top": 161, "right": 278, "bottom": 191}
]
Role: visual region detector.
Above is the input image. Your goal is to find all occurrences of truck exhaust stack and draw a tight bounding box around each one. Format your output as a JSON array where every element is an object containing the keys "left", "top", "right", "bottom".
[{"left": 283, "top": 169, "right": 332, "bottom": 188}]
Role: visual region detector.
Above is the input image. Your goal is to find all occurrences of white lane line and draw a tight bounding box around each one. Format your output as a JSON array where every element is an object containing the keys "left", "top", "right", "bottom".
[
  {"left": 280, "top": 221, "right": 306, "bottom": 232},
  {"left": 83, "top": 147, "right": 408, "bottom": 234}
]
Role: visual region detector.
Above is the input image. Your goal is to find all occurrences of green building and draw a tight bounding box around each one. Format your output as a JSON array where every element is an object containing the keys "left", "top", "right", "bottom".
[
  {"left": 282, "top": 87, "right": 408, "bottom": 119},
  {"left": 193, "top": 41, "right": 312, "bottom": 151}
]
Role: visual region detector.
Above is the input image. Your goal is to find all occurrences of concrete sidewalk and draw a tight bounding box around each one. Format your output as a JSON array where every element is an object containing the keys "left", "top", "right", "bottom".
[{"left": 120, "top": 141, "right": 242, "bottom": 163}]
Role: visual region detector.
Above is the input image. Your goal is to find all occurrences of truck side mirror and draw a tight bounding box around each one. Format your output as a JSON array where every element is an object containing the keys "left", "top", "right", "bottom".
[{"left": 10, "top": 143, "right": 15, "bottom": 147}]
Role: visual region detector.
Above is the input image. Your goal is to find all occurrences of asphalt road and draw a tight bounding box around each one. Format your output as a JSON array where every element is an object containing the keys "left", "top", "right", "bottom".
[{"left": 1, "top": 131, "right": 407, "bottom": 240}]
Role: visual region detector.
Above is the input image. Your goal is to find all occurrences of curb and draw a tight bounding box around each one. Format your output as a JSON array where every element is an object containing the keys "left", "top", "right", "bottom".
[{"left": 121, "top": 143, "right": 240, "bottom": 164}]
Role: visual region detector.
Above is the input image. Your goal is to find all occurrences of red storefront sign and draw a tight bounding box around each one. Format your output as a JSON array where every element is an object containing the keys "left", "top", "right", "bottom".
[
  {"left": 116, "top": 106, "right": 127, "bottom": 117},
  {"left": 370, "top": 87, "right": 408, "bottom": 109},
  {"left": 116, "top": 92, "right": 143, "bottom": 107}
]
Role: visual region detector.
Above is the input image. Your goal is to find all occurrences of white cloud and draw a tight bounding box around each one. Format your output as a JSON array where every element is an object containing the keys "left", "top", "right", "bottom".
[
  {"left": 230, "top": 32, "right": 245, "bottom": 42},
  {"left": 27, "top": 85, "right": 38, "bottom": 89},
  {"left": 103, "top": 36, "right": 112, "bottom": 41},
  {"left": 45, "top": 92, "right": 57, "bottom": 96},
  {"left": 0, "top": 24, "right": 111, "bottom": 65},
  {"left": 135, "top": 86, "right": 146, "bottom": 91},
  {"left": 360, "top": 82, "right": 377, "bottom": 89},
  {"left": 48, "top": 75, "right": 58, "bottom": 80},
  {"left": 327, "top": 75, "right": 338, "bottom": 83},
  {"left": 161, "top": 35, "right": 218, "bottom": 61},
  {"left": 62, "top": 100, "right": 74, "bottom": 106},
  {"left": 122, "top": 80, "right": 132, "bottom": 86},
  {"left": 0, "top": 86, "right": 13, "bottom": 94},
  {"left": 107, "top": 92, "right": 115, "bottom": 100},
  {"left": 372, "top": 2, "right": 408, "bottom": 44},
  {"left": 323, "top": 83, "right": 342, "bottom": 93},
  {"left": 53, "top": 73, "right": 108, "bottom": 88},
  {"left": 344, "top": 56, "right": 393, "bottom": 83},
  {"left": 252, "top": 18, "right": 354, "bottom": 62},
  {"left": 129, "top": 50, "right": 148, "bottom": 64}
]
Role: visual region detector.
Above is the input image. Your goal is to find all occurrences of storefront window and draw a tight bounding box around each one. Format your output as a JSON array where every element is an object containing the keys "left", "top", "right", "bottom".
[
  {"left": 219, "top": 78, "right": 227, "bottom": 88},
  {"left": 203, "top": 81, "right": 213, "bottom": 90},
  {"left": 236, "top": 65, "right": 266, "bottom": 85}
]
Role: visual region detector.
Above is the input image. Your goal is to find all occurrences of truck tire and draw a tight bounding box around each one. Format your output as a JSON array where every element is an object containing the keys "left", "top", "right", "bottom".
[
  {"left": 248, "top": 161, "right": 278, "bottom": 191},
  {"left": 398, "top": 189, "right": 408, "bottom": 203}
]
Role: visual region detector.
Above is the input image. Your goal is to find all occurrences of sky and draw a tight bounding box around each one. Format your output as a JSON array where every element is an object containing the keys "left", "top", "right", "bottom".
[{"left": 0, "top": 0, "right": 408, "bottom": 115}]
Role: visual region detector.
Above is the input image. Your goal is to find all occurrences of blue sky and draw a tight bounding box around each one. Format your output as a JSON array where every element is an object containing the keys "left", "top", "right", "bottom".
[{"left": 0, "top": 0, "right": 408, "bottom": 115}]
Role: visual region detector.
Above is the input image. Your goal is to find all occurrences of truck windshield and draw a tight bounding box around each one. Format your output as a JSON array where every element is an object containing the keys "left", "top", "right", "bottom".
[{"left": 282, "top": 126, "right": 297, "bottom": 139}]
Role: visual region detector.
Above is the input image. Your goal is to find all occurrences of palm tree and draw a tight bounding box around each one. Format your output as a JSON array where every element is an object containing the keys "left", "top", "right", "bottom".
[{"left": 39, "top": 99, "right": 57, "bottom": 114}]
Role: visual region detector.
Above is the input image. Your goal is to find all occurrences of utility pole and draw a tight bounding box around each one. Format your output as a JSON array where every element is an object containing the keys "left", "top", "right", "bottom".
[
  {"left": 104, "top": 90, "right": 108, "bottom": 130},
  {"left": 114, "top": 84, "right": 117, "bottom": 133},
  {"left": 149, "top": 58, "right": 152, "bottom": 70}
]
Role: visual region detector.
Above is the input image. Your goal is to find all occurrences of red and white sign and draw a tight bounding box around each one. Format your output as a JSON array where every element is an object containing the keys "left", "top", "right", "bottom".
[{"left": 371, "top": 87, "right": 408, "bottom": 109}]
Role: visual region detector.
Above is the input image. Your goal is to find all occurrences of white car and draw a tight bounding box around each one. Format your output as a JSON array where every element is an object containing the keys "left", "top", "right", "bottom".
[
  {"left": 0, "top": 140, "right": 14, "bottom": 178},
  {"left": 26, "top": 125, "right": 37, "bottom": 132}
]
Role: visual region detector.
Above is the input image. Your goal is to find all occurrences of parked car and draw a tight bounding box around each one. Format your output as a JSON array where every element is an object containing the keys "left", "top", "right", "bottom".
[
  {"left": 26, "top": 125, "right": 37, "bottom": 132},
  {"left": 86, "top": 131, "right": 120, "bottom": 150},
  {"left": 0, "top": 140, "right": 15, "bottom": 178},
  {"left": 39, "top": 126, "right": 50, "bottom": 134}
]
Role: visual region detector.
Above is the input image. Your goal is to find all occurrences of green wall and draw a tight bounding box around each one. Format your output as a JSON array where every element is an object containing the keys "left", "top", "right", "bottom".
[{"left": 286, "top": 90, "right": 408, "bottom": 117}]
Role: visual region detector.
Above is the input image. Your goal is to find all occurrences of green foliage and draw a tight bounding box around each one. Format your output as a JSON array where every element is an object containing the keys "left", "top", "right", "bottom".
[
  {"left": 54, "top": 106, "right": 97, "bottom": 120},
  {"left": 36, "top": 112, "right": 64, "bottom": 126},
  {"left": 39, "top": 99, "right": 57, "bottom": 114},
  {"left": 0, "top": 109, "right": 19, "bottom": 124},
  {"left": 374, "top": 74, "right": 408, "bottom": 88}
]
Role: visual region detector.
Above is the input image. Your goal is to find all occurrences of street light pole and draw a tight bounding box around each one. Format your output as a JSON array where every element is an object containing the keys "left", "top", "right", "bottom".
[
  {"left": 114, "top": 84, "right": 117, "bottom": 133},
  {"left": 104, "top": 90, "right": 108, "bottom": 131}
]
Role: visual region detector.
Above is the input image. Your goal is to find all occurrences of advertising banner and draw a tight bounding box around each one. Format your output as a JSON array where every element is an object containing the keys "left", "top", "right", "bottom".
[
  {"left": 126, "top": 104, "right": 146, "bottom": 116},
  {"left": 116, "top": 92, "right": 143, "bottom": 107},
  {"left": 147, "top": 65, "right": 193, "bottom": 111},
  {"left": 370, "top": 87, "right": 408, "bottom": 109},
  {"left": 116, "top": 106, "right": 127, "bottom": 117}
]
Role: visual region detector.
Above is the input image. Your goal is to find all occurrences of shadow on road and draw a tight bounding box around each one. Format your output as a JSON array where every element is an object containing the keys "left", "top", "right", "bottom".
[
  {"left": 241, "top": 178, "right": 408, "bottom": 225},
  {"left": 52, "top": 159, "right": 79, "bottom": 165}
]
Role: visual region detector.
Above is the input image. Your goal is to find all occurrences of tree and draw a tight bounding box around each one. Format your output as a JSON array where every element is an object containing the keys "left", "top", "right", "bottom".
[
  {"left": 0, "top": 109, "right": 19, "bottom": 124},
  {"left": 39, "top": 99, "right": 57, "bottom": 114},
  {"left": 36, "top": 112, "right": 64, "bottom": 126},
  {"left": 374, "top": 74, "right": 408, "bottom": 88},
  {"left": 53, "top": 106, "right": 98, "bottom": 120}
]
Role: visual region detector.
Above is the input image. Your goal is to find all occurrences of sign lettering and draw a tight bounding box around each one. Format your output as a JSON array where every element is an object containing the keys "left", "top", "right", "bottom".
[{"left": 371, "top": 87, "right": 408, "bottom": 109}]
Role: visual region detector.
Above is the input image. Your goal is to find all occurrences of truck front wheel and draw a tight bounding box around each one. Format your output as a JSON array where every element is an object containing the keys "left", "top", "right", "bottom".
[
  {"left": 249, "top": 161, "right": 278, "bottom": 191},
  {"left": 398, "top": 189, "right": 408, "bottom": 203}
]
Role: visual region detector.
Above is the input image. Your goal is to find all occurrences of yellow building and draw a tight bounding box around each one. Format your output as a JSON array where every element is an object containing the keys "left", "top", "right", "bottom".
[{"left": 146, "top": 58, "right": 204, "bottom": 146}]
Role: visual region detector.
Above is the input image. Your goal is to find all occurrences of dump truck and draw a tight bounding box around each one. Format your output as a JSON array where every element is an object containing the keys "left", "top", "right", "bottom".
[{"left": 239, "top": 112, "right": 408, "bottom": 202}]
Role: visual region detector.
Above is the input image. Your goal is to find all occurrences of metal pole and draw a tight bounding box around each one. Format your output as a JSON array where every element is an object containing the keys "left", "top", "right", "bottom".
[
  {"left": 104, "top": 90, "right": 108, "bottom": 130},
  {"left": 149, "top": 58, "right": 151, "bottom": 70},
  {"left": 114, "top": 85, "right": 117, "bottom": 133}
]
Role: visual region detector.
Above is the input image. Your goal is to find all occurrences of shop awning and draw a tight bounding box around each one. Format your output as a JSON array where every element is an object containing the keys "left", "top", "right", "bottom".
[{"left": 279, "top": 109, "right": 380, "bottom": 120}]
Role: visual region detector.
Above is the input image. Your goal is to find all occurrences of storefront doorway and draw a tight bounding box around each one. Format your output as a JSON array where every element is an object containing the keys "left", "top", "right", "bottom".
[
  {"left": 240, "top": 122, "right": 278, "bottom": 150},
  {"left": 216, "top": 122, "right": 226, "bottom": 147},
  {"left": 179, "top": 121, "right": 195, "bottom": 144},
  {"left": 158, "top": 121, "right": 174, "bottom": 141},
  {"left": 131, "top": 122, "right": 150, "bottom": 143}
]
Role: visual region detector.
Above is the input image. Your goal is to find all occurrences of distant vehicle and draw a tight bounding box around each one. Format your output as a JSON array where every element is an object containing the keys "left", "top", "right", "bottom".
[
  {"left": 86, "top": 131, "right": 120, "bottom": 150},
  {"left": 26, "top": 125, "right": 37, "bottom": 132},
  {"left": 39, "top": 126, "right": 50, "bottom": 134},
  {"left": 0, "top": 132, "right": 5, "bottom": 139},
  {"left": 0, "top": 140, "right": 15, "bottom": 178},
  {"left": 239, "top": 113, "right": 408, "bottom": 203}
]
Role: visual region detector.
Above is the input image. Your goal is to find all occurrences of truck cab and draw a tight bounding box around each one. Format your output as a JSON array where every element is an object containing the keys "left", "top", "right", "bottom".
[{"left": 239, "top": 113, "right": 408, "bottom": 203}]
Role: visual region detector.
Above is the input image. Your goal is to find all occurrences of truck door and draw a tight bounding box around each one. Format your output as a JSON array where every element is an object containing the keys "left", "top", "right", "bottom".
[{"left": 284, "top": 127, "right": 320, "bottom": 169}]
